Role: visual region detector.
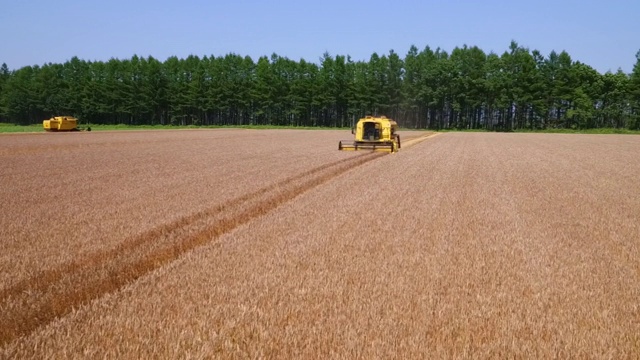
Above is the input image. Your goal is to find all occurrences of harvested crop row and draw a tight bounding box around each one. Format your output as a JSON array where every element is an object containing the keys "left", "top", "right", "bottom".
[{"left": 3, "top": 132, "right": 639, "bottom": 358}]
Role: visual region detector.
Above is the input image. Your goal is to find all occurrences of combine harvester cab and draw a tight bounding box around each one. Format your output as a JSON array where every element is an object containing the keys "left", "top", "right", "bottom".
[
  {"left": 339, "top": 115, "right": 401, "bottom": 153},
  {"left": 43, "top": 116, "right": 91, "bottom": 132}
]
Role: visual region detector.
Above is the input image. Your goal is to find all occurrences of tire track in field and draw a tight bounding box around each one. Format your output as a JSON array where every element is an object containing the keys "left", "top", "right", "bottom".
[
  {"left": 0, "top": 151, "right": 384, "bottom": 347},
  {"left": 401, "top": 132, "right": 441, "bottom": 148}
]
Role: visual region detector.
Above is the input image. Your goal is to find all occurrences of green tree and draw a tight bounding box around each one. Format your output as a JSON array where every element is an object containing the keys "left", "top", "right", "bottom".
[
  {"left": 35, "top": 63, "right": 67, "bottom": 116},
  {"left": 252, "top": 56, "right": 274, "bottom": 125},
  {"left": 449, "top": 45, "right": 486, "bottom": 129},
  {"left": 483, "top": 52, "right": 506, "bottom": 129},
  {"left": 402, "top": 45, "right": 421, "bottom": 128},
  {"left": 144, "top": 56, "right": 169, "bottom": 125},
  {"left": 81, "top": 61, "right": 109, "bottom": 124},
  {"left": 0, "top": 63, "right": 10, "bottom": 122},
  {"left": 4, "top": 66, "right": 40, "bottom": 124},
  {"left": 629, "top": 50, "right": 640, "bottom": 129},
  {"left": 568, "top": 62, "right": 600, "bottom": 128},
  {"left": 385, "top": 50, "right": 404, "bottom": 123},
  {"left": 1, "top": 43, "right": 639, "bottom": 130},
  {"left": 598, "top": 70, "right": 628, "bottom": 128},
  {"left": 287, "top": 59, "right": 317, "bottom": 126}
]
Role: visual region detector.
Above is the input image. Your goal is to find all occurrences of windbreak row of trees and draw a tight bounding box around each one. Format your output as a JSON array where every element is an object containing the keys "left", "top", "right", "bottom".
[{"left": 1, "top": 41, "right": 639, "bottom": 130}]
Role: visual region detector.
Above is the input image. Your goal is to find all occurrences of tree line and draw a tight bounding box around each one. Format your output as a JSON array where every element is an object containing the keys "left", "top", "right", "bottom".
[{"left": 1, "top": 41, "right": 639, "bottom": 130}]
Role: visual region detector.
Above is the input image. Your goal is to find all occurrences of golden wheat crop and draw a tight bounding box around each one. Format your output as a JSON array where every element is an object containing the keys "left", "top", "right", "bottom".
[
  {"left": 0, "top": 129, "right": 424, "bottom": 346},
  {"left": 2, "top": 131, "right": 638, "bottom": 358}
]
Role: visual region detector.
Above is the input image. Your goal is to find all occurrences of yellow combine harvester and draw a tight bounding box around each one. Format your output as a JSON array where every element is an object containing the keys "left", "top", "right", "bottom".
[
  {"left": 43, "top": 116, "right": 91, "bottom": 131},
  {"left": 338, "top": 115, "right": 401, "bottom": 153}
]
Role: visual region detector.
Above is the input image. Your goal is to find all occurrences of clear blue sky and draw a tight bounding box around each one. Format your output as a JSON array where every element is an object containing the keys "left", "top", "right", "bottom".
[{"left": 1, "top": 0, "right": 638, "bottom": 74}]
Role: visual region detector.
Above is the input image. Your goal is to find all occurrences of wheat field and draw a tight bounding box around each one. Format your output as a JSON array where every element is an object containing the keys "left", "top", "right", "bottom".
[{"left": 1, "top": 130, "right": 639, "bottom": 358}]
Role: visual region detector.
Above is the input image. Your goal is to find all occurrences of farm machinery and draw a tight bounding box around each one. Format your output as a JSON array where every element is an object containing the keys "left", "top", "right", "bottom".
[
  {"left": 43, "top": 116, "right": 91, "bottom": 132},
  {"left": 339, "top": 115, "right": 400, "bottom": 153}
]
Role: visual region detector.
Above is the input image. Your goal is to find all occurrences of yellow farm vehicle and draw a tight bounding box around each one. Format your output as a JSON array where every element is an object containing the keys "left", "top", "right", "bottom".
[
  {"left": 43, "top": 116, "right": 91, "bottom": 132},
  {"left": 339, "top": 116, "right": 400, "bottom": 153}
]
